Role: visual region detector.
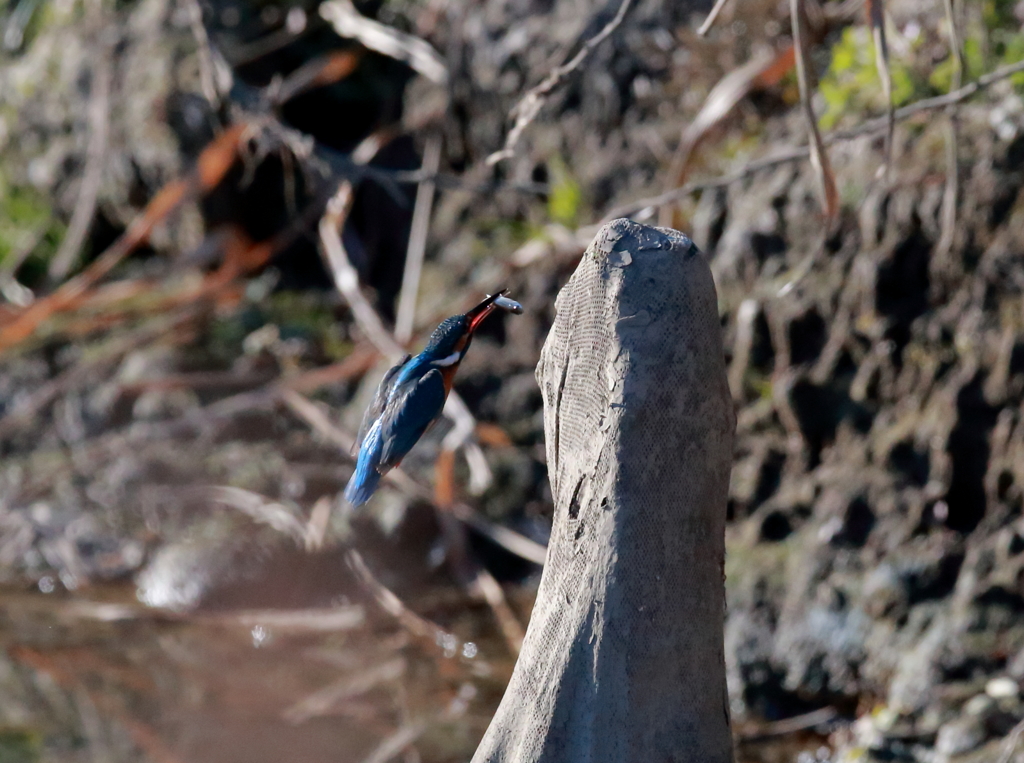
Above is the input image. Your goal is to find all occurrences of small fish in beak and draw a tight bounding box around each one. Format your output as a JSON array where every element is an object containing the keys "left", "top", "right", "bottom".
[{"left": 493, "top": 293, "right": 524, "bottom": 314}]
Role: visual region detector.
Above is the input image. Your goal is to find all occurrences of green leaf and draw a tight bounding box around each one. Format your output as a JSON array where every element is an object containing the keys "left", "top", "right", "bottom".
[
  {"left": 0, "top": 728, "right": 41, "bottom": 763},
  {"left": 547, "top": 157, "right": 582, "bottom": 227}
]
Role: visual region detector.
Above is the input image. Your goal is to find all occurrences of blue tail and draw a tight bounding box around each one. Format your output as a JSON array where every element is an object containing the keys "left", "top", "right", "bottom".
[
  {"left": 345, "top": 422, "right": 384, "bottom": 506},
  {"left": 344, "top": 468, "right": 381, "bottom": 506}
]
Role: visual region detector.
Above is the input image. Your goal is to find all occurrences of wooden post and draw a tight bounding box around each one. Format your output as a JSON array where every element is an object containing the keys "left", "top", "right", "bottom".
[{"left": 472, "top": 219, "right": 736, "bottom": 763}]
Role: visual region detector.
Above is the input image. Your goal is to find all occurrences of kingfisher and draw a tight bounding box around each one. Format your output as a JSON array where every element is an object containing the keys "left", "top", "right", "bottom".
[{"left": 344, "top": 290, "right": 523, "bottom": 506}]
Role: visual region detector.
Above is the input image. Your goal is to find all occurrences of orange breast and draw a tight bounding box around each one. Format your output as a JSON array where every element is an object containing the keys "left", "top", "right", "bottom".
[{"left": 440, "top": 363, "right": 460, "bottom": 395}]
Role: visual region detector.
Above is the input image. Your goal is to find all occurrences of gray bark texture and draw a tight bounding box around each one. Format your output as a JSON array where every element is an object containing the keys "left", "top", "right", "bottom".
[{"left": 472, "top": 219, "right": 736, "bottom": 763}]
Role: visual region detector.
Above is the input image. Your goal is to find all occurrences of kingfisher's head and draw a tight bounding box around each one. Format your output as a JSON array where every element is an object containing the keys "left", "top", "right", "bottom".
[{"left": 423, "top": 292, "right": 510, "bottom": 367}]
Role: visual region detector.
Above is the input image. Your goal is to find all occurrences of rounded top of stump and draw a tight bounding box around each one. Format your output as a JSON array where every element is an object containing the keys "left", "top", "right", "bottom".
[{"left": 591, "top": 217, "right": 699, "bottom": 260}]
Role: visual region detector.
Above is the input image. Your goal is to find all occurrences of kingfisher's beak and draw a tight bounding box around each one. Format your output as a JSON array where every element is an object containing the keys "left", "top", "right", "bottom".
[{"left": 465, "top": 290, "right": 505, "bottom": 332}]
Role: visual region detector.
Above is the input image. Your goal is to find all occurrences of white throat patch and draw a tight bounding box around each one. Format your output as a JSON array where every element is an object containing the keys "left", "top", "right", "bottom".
[{"left": 432, "top": 351, "right": 462, "bottom": 367}]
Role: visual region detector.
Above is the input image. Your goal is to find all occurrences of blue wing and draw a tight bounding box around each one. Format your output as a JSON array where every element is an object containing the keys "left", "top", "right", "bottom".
[
  {"left": 344, "top": 418, "right": 384, "bottom": 506},
  {"left": 353, "top": 354, "right": 411, "bottom": 456},
  {"left": 378, "top": 368, "right": 447, "bottom": 469}
]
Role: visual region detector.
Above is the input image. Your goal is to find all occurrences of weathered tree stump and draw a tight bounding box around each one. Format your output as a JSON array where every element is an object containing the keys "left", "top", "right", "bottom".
[{"left": 472, "top": 219, "right": 736, "bottom": 763}]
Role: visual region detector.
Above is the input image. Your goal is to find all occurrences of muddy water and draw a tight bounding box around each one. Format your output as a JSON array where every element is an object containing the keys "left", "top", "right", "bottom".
[
  {"left": 0, "top": 578, "right": 519, "bottom": 763},
  {"left": 0, "top": 572, "right": 827, "bottom": 763}
]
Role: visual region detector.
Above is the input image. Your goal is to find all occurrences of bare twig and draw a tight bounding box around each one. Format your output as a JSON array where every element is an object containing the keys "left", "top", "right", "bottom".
[
  {"left": 448, "top": 503, "right": 547, "bottom": 565},
  {"left": 197, "top": 485, "right": 308, "bottom": 545},
  {"left": 607, "top": 57, "right": 1024, "bottom": 221},
  {"left": 278, "top": 388, "right": 543, "bottom": 565},
  {"left": 319, "top": 0, "right": 448, "bottom": 85},
  {"left": 867, "top": 0, "right": 894, "bottom": 177},
  {"left": 280, "top": 386, "right": 356, "bottom": 449},
  {"left": 698, "top": 0, "right": 734, "bottom": 36},
  {"left": 345, "top": 548, "right": 457, "bottom": 650},
  {"left": 183, "top": 0, "right": 221, "bottom": 105},
  {"left": 887, "top": 56, "right": 1024, "bottom": 111},
  {"left": 660, "top": 45, "right": 794, "bottom": 225},
  {"left": 728, "top": 298, "right": 760, "bottom": 400},
  {"left": 358, "top": 722, "right": 430, "bottom": 763},
  {"left": 440, "top": 393, "right": 492, "bottom": 491},
  {"left": 284, "top": 344, "right": 381, "bottom": 393},
  {"left": 471, "top": 568, "right": 524, "bottom": 654},
  {"left": 49, "top": 46, "right": 111, "bottom": 281},
  {"left": 358, "top": 684, "right": 475, "bottom": 763},
  {"left": 388, "top": 168, "right": 548, "bottom": 196},
  {"left": 318, "top": 146, "right": 490, "bottom": 490},
  {"left": 3, "top": 0, "right": 41, "bottom": 51},
  {"left": 790, "top": 0, "right": 839, "bottom": 224},
  {"left": 44, "top": 598, "right": 366, "bottom": 631},
  {"left": 0, "top": 123, "right": 247, "bottom": 354},
  {"left": 115, "top": 369, "right": 275, "bottom": 397},
  {"left": 213, "top": 606, "right": 366, "bottom": 632},
  {"left": 223, "top": 9, "right": 311, "bottom": 68},
  {"left": 283, "top": 657, "right": 407, "bottom": 724},
  {"left": 395, "top": 134, "right": 442, "bottom": 345},
  {"left": 942, "top": 0, "right": 964, "bottom": 85},
  {"left": 319, "top": 183, "right": 404, "bottom": 359},
  {"left": 737, "top": 706, "right": 838, "bottom": 742},
  {"left": 487, "top": 0, "right": 633, "bottom": 165},
  {"left": 936, "top": 0, "right": 963, "bottom": 262},
  {"left": 0, "top": 310, "right": 197, "bottom": 438},
  {"left": 606, "top": 148, "right": 806, "bottom": 221},
  {"left": 270, "top": 49, "right": 363, "bottom": 106},
  {"left": 304, "top": 494, "right": 333, "bottom": 551},
  {"left": 433, "top": 450, "right": 524, "bottom": 655}
]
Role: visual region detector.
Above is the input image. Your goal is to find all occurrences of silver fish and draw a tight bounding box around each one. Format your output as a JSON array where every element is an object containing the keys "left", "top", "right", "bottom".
[{"left": 492, "top": 293, "right": 524, "bottom": 314}]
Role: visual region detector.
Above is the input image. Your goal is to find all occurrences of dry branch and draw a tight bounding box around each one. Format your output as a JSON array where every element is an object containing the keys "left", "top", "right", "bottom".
[
  {"left": 737, "top": 707, "right": 838, "bottom": 742},
  {"left": 486, "top": 0, "right": 633, "bottom": 165},
  {"left": 271, "top": 49, "right": 364, "bottom": 106},
  {"left": 184, "top": 0, "right": 222, "bottom": 104},
  {"left": 0, "top": 123, "right": 247, "bottom": 353},
  {"left": 304, "top": 494, "right": 334, "bottom": 551},
  {"left": 283, "top": 657, "right": 407, "bottom": 724},
  {"left": 319, "top": 0, "right": 448, "bottom": 85},
  {"left": 395, "top": 134, "right": 442, "bottom": 345},
  {"left": 0, "top": 310, "right": 199, "bottom": 438},
  {"left": 278, "top": 388, "right": 544, "bottom": 566},
  {"left": 433, "top": 449, "right": 525, "bottom": 655},
  {"left": 345, "top": 548, "right": 459, "bottom": 652},
  {"left": 936, "top": 0, "right": 963, "bottom": 263},
  {"left": 471, "top": 567, "right": 525, "bottom": 654},
  {"left": 661, "top": 44, "right": 795, "bottom": 226},
  {"left": 611, "top": 57, "right": 1024, "bottom": 221},
  {"left": 697, "top": 0, "right": 734, "bottom": 36},
  {"left": 790, "top": 0, "right": 839, "bottom": 224},
  {"left": 448, "top": 503, "right": 547, "bottom": 565},
  {"left": 357, "top": 723, "right": 429, "bottom": 763},
  {"left": 867, "top": 0, "right": 894, "bottom": 176},
  {"left": 49, "top": 45, "right": 112, "bottom": 281},
  {"left": 198, "top": 485, "right": 309, "bottom": 545},
  {"left": 317, "top": 138, "right": 491, "bottom": 489},
  {"left": 342, "top": 665, "right": 475, "bottom": 763},
  {"left": 217, "top": 606, "right": 366, "bottom": 632},
  {"left": 319, "top": 182, "right": 404, "bottom": 359},
  {"left": 278, "top": 389, "right": 525, "bottom": 662}
]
